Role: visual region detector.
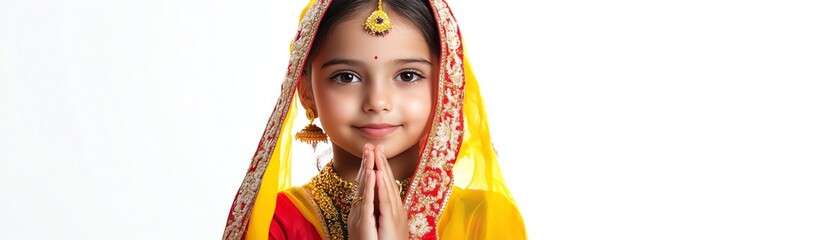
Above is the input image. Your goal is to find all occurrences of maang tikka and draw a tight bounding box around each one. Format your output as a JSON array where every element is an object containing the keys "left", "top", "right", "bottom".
[
  {"left": 295, "top": 109, "right": 328, "bottom": 150},
  {"left": 363, "top": 0, "right": 392, "bottom": 36}
]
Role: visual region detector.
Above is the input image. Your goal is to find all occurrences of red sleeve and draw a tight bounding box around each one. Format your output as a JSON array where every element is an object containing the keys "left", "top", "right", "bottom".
[{"left": 269, "top": 192, "right": 321, "bottom": 240}]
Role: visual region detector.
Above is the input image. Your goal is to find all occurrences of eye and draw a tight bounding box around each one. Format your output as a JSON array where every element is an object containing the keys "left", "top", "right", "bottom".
[
  {"left": 395, "top": 70, "right": 424, "bottom": 83},
  {"left": 329, "top": 71, "right": 361, "bottom": 84}
]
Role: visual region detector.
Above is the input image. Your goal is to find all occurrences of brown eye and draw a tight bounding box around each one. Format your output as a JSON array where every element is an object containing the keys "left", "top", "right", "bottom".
[
  {"left": 395, "top": 71, "right": 423, "bottom": 83},
  {"left": 330, "top": 72, "right": 360, "bottom": 84}
]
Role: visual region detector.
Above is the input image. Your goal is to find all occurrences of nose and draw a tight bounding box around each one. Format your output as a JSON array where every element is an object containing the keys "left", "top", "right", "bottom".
[{"left": 363, "top": 76, "right": 392, "bottom": 113}]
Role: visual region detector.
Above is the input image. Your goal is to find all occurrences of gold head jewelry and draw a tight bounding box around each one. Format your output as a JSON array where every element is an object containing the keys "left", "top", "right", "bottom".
[
  {"left": 363, "top": 0, "right": 392, "bottom": 36},
  {"left": 294, "top": 108, "right": 328, "bottom": 149}
]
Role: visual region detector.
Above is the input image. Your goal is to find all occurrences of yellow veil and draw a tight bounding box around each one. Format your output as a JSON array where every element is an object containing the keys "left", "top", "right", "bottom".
[{"left": 223, "top": 0, "right": 526, "bottom": 239}]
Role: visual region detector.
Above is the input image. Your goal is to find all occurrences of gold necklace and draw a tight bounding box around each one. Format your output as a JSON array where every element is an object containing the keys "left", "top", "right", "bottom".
[{"left": 306, "top": 162, "right": 411, "bottom": 239}]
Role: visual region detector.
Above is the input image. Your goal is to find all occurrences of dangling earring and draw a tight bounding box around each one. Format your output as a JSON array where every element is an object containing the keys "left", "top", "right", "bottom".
[{"left": 295, "top": 108, "right": 328, "bottom": 150}]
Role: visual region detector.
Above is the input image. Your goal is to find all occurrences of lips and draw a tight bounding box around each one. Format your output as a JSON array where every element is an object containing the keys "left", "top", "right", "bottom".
[{"left": 354, "top": 123, "right": 400, "bottom": 138}]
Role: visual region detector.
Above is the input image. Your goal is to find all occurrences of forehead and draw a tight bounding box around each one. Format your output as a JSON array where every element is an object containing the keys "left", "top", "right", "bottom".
[{"left": 314, "top": 12, "right": 433, "bottom": 62}]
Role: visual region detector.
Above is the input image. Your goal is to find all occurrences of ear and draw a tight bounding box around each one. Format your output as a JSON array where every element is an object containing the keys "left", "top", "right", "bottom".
[{"left": 297, "top": 72, "right": 318, "bottom": 117}]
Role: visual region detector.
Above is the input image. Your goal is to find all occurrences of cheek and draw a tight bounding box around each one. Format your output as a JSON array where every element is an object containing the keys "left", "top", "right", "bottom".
[
  {"left": 313, "top": 85, "right": 358, "bottom": 129},
  {"left": 401, "top": 83, "right": 434, "bottom": 126}
]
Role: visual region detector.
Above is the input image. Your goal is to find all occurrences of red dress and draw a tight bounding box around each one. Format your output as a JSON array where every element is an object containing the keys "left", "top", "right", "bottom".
[{"left": 268, "top": 192, "right": 321, "bottom": 240}]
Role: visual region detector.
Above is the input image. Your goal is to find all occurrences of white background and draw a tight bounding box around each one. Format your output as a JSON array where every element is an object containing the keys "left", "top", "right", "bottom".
[{"left": 2, "top": 0, "right": 838, "bottom": 239}]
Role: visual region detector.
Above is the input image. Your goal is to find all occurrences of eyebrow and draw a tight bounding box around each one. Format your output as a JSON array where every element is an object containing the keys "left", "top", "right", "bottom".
[
  {"left": 320, "top": 58, "right": 433, "bottom": 69},
  {"left": 392, "top": 58, "right": 433, "bottom": 66},
  {"left": 321, "top": 58, "right": 363, "bottom": 69}
]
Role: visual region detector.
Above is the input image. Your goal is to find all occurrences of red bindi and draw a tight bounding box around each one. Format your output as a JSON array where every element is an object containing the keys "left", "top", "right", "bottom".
[{"left": 374, "top": 56, "right": 378, "bottom": 60}]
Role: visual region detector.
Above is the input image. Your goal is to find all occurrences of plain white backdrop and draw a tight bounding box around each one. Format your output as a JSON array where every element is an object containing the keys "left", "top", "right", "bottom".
[{"left": 2, "top": 0, "right": 839, "bottom": 239}]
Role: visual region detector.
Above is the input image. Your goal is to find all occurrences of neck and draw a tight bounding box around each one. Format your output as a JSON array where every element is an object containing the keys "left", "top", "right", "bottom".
[{"left": 331, "top": 143, "right": 420, "bottom": 183}]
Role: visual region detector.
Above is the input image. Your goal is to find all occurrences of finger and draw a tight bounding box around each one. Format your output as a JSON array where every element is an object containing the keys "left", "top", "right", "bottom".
[
  {"left": 391, "top": 179, "right": 404, "bottom": 218},
  {"left": 363, "top": 170, "right": 376, "bottom": 216},
  {"left": 351, "top": 170, "right": 374, "bottom": 217},
  {"left": 364, "top": 143, "right": 375, "bottom": 170},
  {"left": 376, "top": 170, "right": 394, "bottom": 221},
  {"left": 383, "top": 169, "right": 401, "bottom": 216},
  {"left": 353, "top": 146, "right": 368, "bottom": 194},
  {"left": 348, "top": 170, "right": 377, "bottom": 240},
  {"left": 377, "top": 145, "right": 404, "bottom": 215},
  {"left": 379, "top": 145, "right": 401, "bottom": 201},
  {"left": 372, "top": 143, "right": 383, "bottom": 171},
  {"left": 358, "top": 145, "right": 377, "bottom": 195},
  {"left": 374, "top": 144, "right": 395, "bottom": 191},
  {"left": 372, "top": 145, "right": 402, "bottom": 218},
  {"left": 379, "top": 144, "right": 398, "bottom": 192}
]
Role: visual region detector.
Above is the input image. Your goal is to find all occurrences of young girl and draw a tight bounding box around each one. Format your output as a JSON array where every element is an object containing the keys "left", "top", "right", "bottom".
[{"left": 223, "top": 0, "right": 526, "bottom": 239}]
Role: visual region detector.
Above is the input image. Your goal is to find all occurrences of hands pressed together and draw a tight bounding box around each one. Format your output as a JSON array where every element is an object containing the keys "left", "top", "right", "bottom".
[{"left": 347, "top": 143, "right": 409, "bottom": 240}]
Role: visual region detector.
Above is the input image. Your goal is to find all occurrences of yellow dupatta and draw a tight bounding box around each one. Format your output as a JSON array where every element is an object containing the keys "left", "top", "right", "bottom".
[{"left": 222, "top": 0, "right": 526, "bottom": 239}]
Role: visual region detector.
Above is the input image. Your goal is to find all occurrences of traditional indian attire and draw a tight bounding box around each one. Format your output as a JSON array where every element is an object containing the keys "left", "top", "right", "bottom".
[{"left": 222, "top": 0, "right": 526, "bottom": 239}]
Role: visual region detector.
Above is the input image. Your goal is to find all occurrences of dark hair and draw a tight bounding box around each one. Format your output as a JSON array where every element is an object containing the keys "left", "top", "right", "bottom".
[{"left": 303, "top": 0, "right": 440, "bottom": 73}]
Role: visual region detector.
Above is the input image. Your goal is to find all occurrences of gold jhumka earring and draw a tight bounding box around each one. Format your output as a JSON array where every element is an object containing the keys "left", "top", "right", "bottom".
[
  {"left": 295, "top": 109, "right": 328, "bottom": 149},
  {"left": 363, "top": 0, "right": 392, "bottom": 36}
]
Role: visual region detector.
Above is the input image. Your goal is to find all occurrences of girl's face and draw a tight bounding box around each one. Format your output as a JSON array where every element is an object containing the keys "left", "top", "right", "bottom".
[{"left": 304, "top": 13, "right": 437, "bottom": 158}]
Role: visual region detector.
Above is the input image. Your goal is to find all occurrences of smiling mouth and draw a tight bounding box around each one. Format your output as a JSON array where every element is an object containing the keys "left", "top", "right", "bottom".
[{"left": 354, "top": 124, "right": 400, "bottom": 138}]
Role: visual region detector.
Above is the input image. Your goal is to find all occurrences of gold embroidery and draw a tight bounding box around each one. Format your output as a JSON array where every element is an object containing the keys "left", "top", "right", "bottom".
[
  {"left": 408, "top": 214, "right": 431, "bottom": 236},
  {"left": 405, "top": 0, "right": 464, "bottom": 239}
]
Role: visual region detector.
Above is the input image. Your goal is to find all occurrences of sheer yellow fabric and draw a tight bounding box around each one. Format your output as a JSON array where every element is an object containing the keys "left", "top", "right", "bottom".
[
  {"left": 245, "top": 94, "right": 298, "bottom": 240},
  {"left": 437, "top": 49, "right": 527, "bottom": 239},
  {"left": 242, "top": 0, "right": 322, "bottom": 238},
  {"left": 286, "top": 187, "right": 327, "bottom": 239},
  {"left": 240, "top": 1, "right": 526, "bottom": 239}
]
